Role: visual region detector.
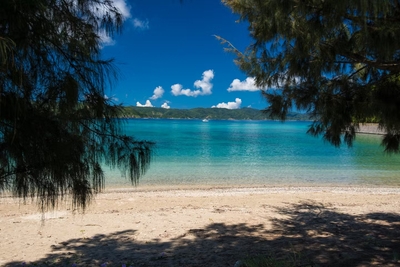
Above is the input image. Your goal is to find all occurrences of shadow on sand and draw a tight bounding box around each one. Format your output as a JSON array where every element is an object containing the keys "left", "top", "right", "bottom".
[{"left": 5, "top": 201, "right": 400, "bottom": 266}]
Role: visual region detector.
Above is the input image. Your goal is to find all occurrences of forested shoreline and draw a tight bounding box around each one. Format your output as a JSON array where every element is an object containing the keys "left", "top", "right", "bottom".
[{"left": 121, "top": 106, "right": 312, "bottom": 121}]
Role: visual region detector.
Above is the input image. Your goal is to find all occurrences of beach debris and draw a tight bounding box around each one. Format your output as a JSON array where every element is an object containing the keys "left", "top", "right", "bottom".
[{"left": 84, "top": 223, "right": 102, "bottom": 227}]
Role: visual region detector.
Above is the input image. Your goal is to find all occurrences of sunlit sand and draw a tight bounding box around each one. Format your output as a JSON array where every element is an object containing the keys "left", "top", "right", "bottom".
[{"left": 1, "top": 186, "right": 400, "bottom": 266}]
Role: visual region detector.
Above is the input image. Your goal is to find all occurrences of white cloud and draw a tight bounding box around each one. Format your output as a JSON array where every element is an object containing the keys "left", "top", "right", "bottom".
[
  {"left": 92, "top": 0, "right": 131, "bottom": 20},
  {"left": 212, "top": 98, "right": 242, "bottom": 109},
  {"left": 136, "top": 100, "right": 153, "bottom": 107},
  {"left": 96, "top": 0, "right": 131, "bottom": 46},
  {"left": 171, "top": 84, "right": 198, "bottom": 97},
  {"left": 171, "top": 70, "right": 214, "bottom": 97},
  {"left": 104, "top": 94, "right": 119, "bottom": 101},
  {"left": 112, "top": 0, "right": 131, "bottom": 19},
  {"left": 161, "top": 102, "right": 170, "bottom": 109},
  {"left": 150, "top": 86, "right": 164, "bottom": 100},
  {"left": 98, "top": 30, "right": 116, "bottom": 46},
  {"left": 193, "top": 69, "right": 214, "bottom": 95},
  {"left": 133, "top": 18, "right": 150, "bottom": 30},
  {"left": 227, "top": 77, "right": 260, "bottom": 92}
]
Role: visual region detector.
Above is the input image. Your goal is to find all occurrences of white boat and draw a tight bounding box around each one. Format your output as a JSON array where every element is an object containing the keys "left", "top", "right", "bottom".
[{"left": 202, "top": 119, "right": 209, "bottom": 122}]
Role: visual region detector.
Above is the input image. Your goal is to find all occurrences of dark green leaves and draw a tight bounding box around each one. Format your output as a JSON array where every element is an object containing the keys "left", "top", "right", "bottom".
[
  {"left": 0, "top": 0, "right": 153, "bottom": 211},
  {"left": 221, "top": 0, "right": 400, "bottom": 152}
]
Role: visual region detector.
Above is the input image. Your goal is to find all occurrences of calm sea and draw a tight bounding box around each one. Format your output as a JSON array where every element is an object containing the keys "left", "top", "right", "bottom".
[{"left": 104, "top": 119, "right": 400, "bottom": 188}]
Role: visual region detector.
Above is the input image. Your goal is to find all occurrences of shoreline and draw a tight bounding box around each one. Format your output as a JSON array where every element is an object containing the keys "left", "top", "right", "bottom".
[
  {"left": 3, "top": 183, "right": 400, "bottom": 199},
  {"left": 102, "top": 184, "right": 400, "bottom": 194}
]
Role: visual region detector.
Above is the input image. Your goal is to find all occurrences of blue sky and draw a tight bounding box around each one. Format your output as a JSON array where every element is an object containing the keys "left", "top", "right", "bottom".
[{"left": 102, "top": 0, "right": 267, "bottom": 110}]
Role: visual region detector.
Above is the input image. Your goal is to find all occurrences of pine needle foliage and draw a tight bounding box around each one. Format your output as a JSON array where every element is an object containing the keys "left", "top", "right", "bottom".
[
  {"left": 220, "top": 0, "right": 400, "bottom": 152},
  {"left": 0, "top": 0, "right": 153, "bottom": 211}
]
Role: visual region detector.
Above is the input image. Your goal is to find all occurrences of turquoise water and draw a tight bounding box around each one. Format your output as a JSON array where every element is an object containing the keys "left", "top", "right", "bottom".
[{"left": 105, "top": 119, "right": 400, "bottom": 187}]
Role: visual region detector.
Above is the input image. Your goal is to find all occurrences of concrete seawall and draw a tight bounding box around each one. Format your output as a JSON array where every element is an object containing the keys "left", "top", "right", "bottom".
[{"left": 356, "top": 123, "right": 385, "bottom": 135}]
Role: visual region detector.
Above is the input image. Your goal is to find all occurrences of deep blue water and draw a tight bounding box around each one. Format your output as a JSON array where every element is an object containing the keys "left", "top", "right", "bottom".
[{"left": 104, "top": 119, "right": 400, "bottom": 187}]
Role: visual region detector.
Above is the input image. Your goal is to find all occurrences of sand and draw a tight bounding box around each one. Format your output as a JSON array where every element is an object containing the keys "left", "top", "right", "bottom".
[{"left": 1, "top": 186, "right": 400, "bottom": 266}]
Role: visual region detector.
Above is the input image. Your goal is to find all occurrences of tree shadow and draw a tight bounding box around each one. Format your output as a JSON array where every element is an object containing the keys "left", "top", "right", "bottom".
[
  {"left": 5, "top": 201, "right": 400, "bottom": 266},
  {"left": 268, "top": 201, "right": 400, "bottom": 266}
]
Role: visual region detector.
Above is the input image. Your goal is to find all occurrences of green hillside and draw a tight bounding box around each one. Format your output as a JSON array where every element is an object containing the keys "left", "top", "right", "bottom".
[{"left": 121, "top": 107, "right": 311, "bottom": 121}]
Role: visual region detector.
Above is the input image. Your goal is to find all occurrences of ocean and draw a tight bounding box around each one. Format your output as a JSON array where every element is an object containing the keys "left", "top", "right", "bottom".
[{"left": 104, "top": 119, "right": 400, "bottom": 188}]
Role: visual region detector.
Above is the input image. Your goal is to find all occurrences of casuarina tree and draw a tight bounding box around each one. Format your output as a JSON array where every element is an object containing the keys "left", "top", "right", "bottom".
[
  {"left": 219, "top": 0, "right": 400, "bottom": 152},
  {"left": 0, "top": 0, "right": 153, "bottom": 211}
]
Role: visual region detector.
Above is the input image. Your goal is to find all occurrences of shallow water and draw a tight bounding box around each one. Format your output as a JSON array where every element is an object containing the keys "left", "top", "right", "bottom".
[{"left": 104, "top": 119, "right": 400, "bottom": 187}]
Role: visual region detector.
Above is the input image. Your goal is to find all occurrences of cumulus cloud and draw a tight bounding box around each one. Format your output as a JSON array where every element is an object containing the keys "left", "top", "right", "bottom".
[
  {"left": 133, "top": 18, "right": 149, "bottom": 30},
  {"left": 136, "top": 100, "right": 153, "bottom": 107},
  {"left": 227, "top": 77, "right": 260, "bottom": 92},
  {"left": 212, "top": 98, "right": 242, "bottom": 109},
  {"left": 112, "top": 0, "right": 131, "bottom": 19},
  {"left": 94, "top": 0, "right": 131, "bottom": 46},
  {"left": 171, "top": 84, "right": 196, "bottom": 97},
  {"left": 93, "top": 0, "right": 131, "bottom": 20},
  {"left": 171, "top": 70, "right": 214, "bottom": 97},
  {"left": 104, "top": 94, "right": 119, "bottom": 102},
  {"left": 161, "top": 102, "right": 170, "bottom": 109},
  {"left": 150, "top": 86, "right": 164, "bottom": 100},
  {"left": 98, "top": 30, "right": 116, "bottom": 46},
  {"left": 194, "top": 69, "right": 214, "bottom": 95}
]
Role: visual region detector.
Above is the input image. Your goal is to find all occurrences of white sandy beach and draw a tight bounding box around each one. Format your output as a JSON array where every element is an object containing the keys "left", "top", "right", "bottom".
[{"left": 1, "top": 186, "right": 400, "bottom": 266}]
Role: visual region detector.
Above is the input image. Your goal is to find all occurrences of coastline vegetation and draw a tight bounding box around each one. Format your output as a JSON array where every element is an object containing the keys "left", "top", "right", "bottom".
[{"left": 121, "top": 106, "right": 312, "bottom": 121}]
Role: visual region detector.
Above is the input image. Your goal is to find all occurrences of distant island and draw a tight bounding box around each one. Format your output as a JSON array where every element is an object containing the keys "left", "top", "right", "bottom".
[{"left": 121, "top": 106, "right": 311, "bottom": 121}]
